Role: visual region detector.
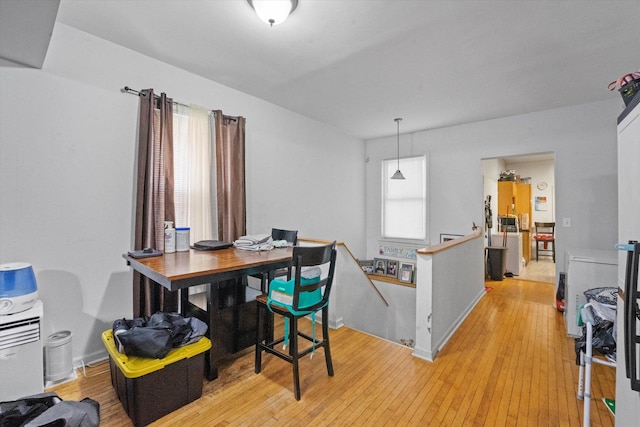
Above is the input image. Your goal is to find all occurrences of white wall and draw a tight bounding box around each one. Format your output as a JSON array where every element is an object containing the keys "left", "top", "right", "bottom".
[
  {"left": 481, "top": 158, "right": 503, "bottom": 245},
  {"left": 0, "top": 24, "right": 366, "bottom": 365},
  {"left": 413, "top": 235, "right": 485, "bottom": 362},
  {"left": 364, "top": 132, "right": 430, "bottom": 260},
  {"left": 366, "top": 99, "right": 621, "bottom": 281}
]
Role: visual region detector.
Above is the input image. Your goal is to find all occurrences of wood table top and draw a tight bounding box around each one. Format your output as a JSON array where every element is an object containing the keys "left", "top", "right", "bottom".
[{"left": 123, "top": 247, "right": 293, "bottom": 291}]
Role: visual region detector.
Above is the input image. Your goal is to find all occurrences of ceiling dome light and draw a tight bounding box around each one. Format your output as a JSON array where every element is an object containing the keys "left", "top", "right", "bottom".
[{"left": 248, "top": 0, "right": 298, "bottom": 27}]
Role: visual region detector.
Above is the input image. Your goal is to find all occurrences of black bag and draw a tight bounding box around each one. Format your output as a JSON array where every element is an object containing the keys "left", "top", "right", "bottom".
[
  {"left": 113, "top": 312, "right": 208, "bottom": 359},
  {"left": 115, "top": 324, "right": 173, "bottom": 359},
  {"left": 574, "top": 320, "right": 617, "bottom": 364},
  {"left": 0, "top": 392, "right": 99, "bottom": 427}
]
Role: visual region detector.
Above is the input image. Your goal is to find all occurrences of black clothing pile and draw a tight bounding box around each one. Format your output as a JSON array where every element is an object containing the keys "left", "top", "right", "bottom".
[
  {"left": 112, "top": 312, "right": 208, "bottom": 359},
  {"left": 0, "top": 392, "right": 99, "bottom": 427}
]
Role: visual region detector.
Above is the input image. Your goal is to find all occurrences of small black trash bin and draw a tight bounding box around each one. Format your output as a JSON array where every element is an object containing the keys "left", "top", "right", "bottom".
[{"left": 487, "top": 247, "right": 507, "bottom": 281}]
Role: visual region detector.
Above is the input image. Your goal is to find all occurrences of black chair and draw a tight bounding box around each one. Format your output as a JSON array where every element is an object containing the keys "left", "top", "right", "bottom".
[
  {"left": 534, "top": 222, "right": 555, "bottom": 262},
  {"left": 252, "top": 228, "right": 298, "bottom": 292},
  {"left": 254, "top": 241, "right": 337, "bottom": 400}
]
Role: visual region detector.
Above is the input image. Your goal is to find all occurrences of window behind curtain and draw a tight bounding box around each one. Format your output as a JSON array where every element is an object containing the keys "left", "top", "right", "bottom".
[
  {"left": 381, "top": 155, "right": 427, "bottom": 241},
  {"left": 172, "top": 109, "right": 189, "bottom": 228},
  {"left": 172, "top": 105, "right": 216, "bottom": 243}
]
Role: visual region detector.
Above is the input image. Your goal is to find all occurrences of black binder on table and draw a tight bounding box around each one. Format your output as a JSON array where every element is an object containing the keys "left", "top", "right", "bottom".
[
  {"left": 128, "top": 249, "right": 162, "bottom": 259},
  {"left": 193, "top": 240, "right": 233, "bottom": 251}
]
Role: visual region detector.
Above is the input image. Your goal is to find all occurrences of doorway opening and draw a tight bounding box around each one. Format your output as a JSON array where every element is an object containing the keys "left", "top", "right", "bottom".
[{"left": 482, "top": 153, "right": 556, "bottom": 284}]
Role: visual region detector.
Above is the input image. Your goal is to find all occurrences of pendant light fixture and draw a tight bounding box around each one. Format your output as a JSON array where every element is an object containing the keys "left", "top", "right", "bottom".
[
  {"left": 247, "top": 0, "right": 298, "bottom": 27},
  {"left": 391, "top": 118, "right": 405, "bottom": 180}
]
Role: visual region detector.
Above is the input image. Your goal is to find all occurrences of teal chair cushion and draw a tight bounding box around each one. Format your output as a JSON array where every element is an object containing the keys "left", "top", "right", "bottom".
[{"left": 267, "top": 276, "right": 322, "bottom": 313}]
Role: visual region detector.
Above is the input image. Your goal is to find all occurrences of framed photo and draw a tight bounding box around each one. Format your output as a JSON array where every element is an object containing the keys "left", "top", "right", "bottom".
[
  {"left": 386, "top": 260, "right": 398, "bottom": 278},
  {"left": 399, "top": 262, "right": 415, "bottom": 283},
  {"left": 358, "top": 259, "right": 374, "bottom": 274},
  {"left": 440, "top": 233, "right": 463, "bottom": 243},
  {"left": 373, "top": 258, "right": 387, "bottom": 275}
]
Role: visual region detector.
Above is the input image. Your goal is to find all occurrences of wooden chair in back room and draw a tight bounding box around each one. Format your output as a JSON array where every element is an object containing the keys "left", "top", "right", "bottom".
[{"left": 534, "top": 222, "right": 555, "bottom": 262}]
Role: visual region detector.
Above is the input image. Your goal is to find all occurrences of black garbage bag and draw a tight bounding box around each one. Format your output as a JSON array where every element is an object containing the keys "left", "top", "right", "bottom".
[
  {"left": 146, "top": 312, "right": 208, "bottom": 348},
  {"left": 114, "top": 324, "right": 173, "bottom": 359},
  {"left": 574, "top": 287, "right": 618, "bottom": 364},
  {"left": 112, "top": 312, "right": 207, "bottom": 359},
  {"left": 0, "top": 392, "right": 99, "bottom": 427},
  {"left": 574, "top": 320, "right": 616, "bottom": 365}
]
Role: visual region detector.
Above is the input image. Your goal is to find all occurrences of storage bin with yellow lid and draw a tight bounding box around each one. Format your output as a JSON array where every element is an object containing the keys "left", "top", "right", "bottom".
[{"left": 102, "top": 329, "right": 211, "bottom": 426}]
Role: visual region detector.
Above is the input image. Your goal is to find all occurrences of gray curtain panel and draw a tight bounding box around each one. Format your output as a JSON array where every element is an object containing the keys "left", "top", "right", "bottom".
[
  {"left": 213, "top": 111, "right": 246, "bottom": 242},
  {"left": 133, "top": 89, "right": 178, "bottom": 318}
]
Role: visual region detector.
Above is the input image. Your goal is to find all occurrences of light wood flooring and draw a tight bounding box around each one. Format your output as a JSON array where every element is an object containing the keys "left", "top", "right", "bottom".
[{"left": 49, "top": 278, "right": 615, "bottom": 426}]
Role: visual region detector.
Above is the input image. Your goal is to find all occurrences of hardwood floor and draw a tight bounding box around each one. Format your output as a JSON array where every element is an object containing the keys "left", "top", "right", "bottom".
[{"left": 49, "top": 278, "right": 615, "bottom": 426}]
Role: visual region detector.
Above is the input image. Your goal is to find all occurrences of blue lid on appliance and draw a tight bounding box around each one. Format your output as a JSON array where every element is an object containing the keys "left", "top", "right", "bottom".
[{"left": 0, "top": 262, "right": 38, "bottom": 297}]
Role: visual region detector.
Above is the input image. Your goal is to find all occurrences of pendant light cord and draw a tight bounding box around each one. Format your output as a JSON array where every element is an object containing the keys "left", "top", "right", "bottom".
[
  {"left": 395, "top": 118, "right": 402, "bottom": 171},
  {"left": 390, "top": 118, "right": 405, "bottom": 180}
]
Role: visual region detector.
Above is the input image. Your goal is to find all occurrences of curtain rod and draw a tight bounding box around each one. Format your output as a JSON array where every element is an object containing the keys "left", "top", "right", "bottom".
[
  {"left": 121, "top": 86, "right": 237, "bottom": 121},
  {"left": 121, "top": 86, "right": 191, "bottom": 109}
]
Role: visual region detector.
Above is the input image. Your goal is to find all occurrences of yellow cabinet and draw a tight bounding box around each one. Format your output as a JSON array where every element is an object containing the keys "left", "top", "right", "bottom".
[
  {"left": 497, "top": 181, "right": 517, "bottom": 216},
  {"left": 521, "top": 230, "right": 531, "bottom": 264},
  {"left": 515, "top": 183, "right": 532, "bottom": 230},
  {"left": 497, "top": 181, "right": 532, "bottom": 265}
]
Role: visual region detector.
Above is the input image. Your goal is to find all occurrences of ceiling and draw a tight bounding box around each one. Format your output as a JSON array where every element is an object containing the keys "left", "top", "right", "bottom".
[
  {"left": 0, "top": 0, "right": 59, "bottom": 68},
  {"left": 5, "top": 1, "right": 640, "bottom": 140}
]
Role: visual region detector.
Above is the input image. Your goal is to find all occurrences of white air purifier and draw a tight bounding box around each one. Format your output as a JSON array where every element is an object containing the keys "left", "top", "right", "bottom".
[
  {"left": 0, "top": 262, "right": 39, "bottom": 315},
  {"left": 45, "top": 330, "right": 74, "bottom": 383}
]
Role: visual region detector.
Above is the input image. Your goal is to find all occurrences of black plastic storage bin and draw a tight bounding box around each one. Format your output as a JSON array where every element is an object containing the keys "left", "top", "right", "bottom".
[
  {"left": 487, "top": 247, "right": 507, "bottom": 281},
  {"left": 102, "top": 330, "right": 211, "bottom": 426}
]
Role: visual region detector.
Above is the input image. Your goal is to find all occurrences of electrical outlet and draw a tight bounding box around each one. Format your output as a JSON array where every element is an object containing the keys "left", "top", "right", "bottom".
[{"left": 562, "top": 217, "right": 571, "bottom": 227}]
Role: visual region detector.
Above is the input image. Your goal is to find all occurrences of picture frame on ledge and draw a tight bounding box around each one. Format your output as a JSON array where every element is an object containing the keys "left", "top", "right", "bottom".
[
  {"left": 399, "top": 262, "right": 415, "bottom": 283},
  {"left": 386, "top": 260, "right": 398, "bottom": 278},
  {"left": 373, "top": 258, "right": 387, "bottom": 275},
  {"left": 358, "top": 259, "right": 374, "bottom": 274},
  {"left": 440, "top": 233, "right": 463, "bottom": 243}
]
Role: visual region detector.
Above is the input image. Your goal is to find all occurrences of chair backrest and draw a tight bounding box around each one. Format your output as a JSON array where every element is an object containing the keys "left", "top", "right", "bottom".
[
  {"left": 535, "top": 222, "right": 555, "bottom": 237},
  {"left": 272, "top": 228, "right": 298, "bottom": 245},
  {"left": 290, "top": 241, "right": 337, "bottom": 313}
]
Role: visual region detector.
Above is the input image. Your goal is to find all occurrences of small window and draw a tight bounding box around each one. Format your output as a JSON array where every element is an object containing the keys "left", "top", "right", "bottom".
[{"left": 381, "top": 156, "right": 427, "bottom": 241}]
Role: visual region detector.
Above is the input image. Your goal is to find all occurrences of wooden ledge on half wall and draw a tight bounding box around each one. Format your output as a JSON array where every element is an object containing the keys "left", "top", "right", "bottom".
[{"left": 367, "top": 273, "right": 416, "bottom": 288}]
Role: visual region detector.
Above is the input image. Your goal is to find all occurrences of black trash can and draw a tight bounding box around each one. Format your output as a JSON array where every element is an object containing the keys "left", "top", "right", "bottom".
[{"left": 487, "top": 247, "right": 507, "bottom": 281}]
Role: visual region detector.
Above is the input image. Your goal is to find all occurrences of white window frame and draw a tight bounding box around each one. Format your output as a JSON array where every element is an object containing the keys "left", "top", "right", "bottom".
[{"left": 381, "top": 155, "right": 427, "bottom": 243}]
